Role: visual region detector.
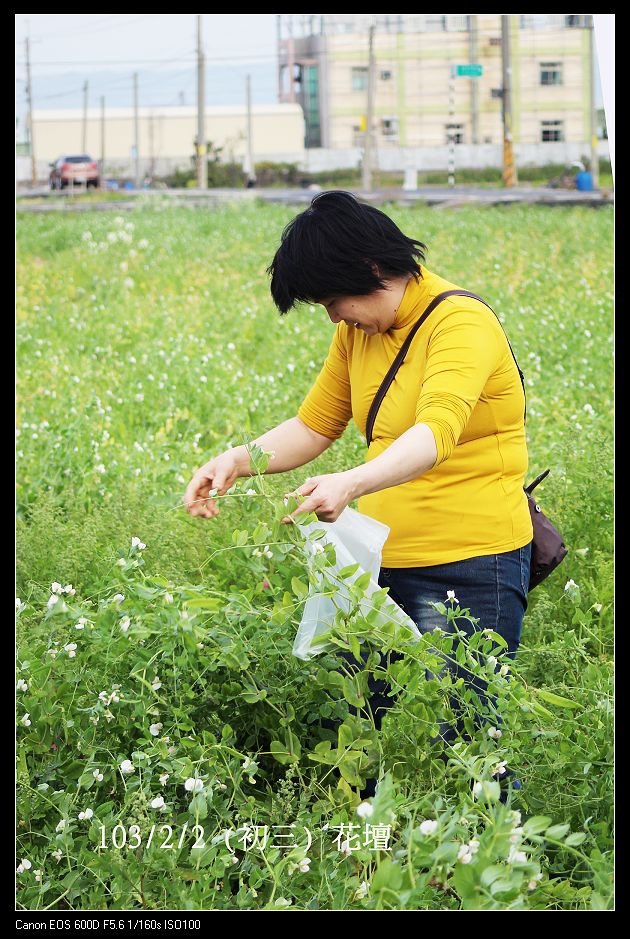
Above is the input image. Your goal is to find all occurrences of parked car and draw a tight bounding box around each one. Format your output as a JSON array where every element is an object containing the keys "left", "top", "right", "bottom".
[{"left": 49, "top": 155, "right": 100, "bottom": 190}]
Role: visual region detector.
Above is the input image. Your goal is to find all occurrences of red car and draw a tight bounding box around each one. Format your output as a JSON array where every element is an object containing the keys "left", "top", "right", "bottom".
[{"left": 49, "top": 154, "right": 100, "bottom": 190}]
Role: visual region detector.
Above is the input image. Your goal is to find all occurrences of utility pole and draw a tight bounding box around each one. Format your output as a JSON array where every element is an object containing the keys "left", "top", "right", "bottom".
[
  {"left": 133, "top": 72, "right": 140, "bottom": 188},
  {"left": 25, "top": 27, "right": 36, "bottom": 186},
  {"left": 589, "top": 16, "right": 599, "bottom": 189},
  {"left": 82, "top": 80, "right": 88, "bottom": 153},
  {"left": 447, "top": 68, "right": 456, "bottom": 187},
  {"left": 501, "top": 15, "right": 518, "bottom": 187},
  {"left": 361, "top": 25, "right": 376, "bottom": 192},
  {"left": 196, "top": 14, "right": 207, "bottom": 189},
  {"left": 245, "top": 74, "right": 255, "bottom": 187},
  {"left": 100, "top": 95, "right": 105, "bottom": 189},
  {"left": 148, "top": 111, "right": 155, "bottom": 181},
  {"left": 469, "top": 15, "right": 479, "bottom": 145}
]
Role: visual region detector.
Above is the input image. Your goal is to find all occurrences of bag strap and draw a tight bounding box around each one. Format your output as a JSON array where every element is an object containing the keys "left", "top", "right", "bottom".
[{"left": 365, "top": 288, "right": 526, "bottom": 446}]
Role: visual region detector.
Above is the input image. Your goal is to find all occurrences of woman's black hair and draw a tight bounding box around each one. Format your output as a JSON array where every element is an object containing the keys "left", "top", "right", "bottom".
[{"left": 267, "top": 190, "right": 427, "bottom": 313}]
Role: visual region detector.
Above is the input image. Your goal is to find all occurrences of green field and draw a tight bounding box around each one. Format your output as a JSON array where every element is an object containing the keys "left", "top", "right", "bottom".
[{"left": 16, "top": 202, "right": 613, "bottom": 910}]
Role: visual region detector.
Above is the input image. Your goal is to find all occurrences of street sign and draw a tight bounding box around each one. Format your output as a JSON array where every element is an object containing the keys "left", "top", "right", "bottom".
[{"left": 455, "top": 64, "right": 483, "bottom": 77}]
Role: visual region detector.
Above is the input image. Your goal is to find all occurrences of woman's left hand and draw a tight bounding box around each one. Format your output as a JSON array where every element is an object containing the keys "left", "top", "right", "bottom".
[{"left": 284, "top": 472, "right": 357, "bottom": 523}]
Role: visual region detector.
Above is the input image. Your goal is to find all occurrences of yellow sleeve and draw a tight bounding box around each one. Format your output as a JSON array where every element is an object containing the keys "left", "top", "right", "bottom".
[
  {"left": 297, "top": 326, "right": 353, "bottom": 440},
  {"left": 415, "top": 303, "right": 503, "bottom": 464}
]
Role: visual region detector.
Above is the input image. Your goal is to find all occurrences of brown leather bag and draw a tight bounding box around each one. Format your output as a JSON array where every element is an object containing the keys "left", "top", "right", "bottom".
[{"left": 365, "top": 290, "right": 568, "bottom": 592}]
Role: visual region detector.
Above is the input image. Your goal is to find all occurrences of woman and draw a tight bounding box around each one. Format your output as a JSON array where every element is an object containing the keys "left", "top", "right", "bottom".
[{"left": 185, "top": 190, "right": 533, "bottom": 799}]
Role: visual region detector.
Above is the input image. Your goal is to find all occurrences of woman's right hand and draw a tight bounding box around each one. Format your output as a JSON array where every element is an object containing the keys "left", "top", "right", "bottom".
[{"left": 184, "top": 450, "right": 243, "bottom": 519}]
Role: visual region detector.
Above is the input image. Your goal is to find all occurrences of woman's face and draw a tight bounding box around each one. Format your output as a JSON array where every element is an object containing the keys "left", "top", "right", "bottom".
[{"left": 318, "top": 288, "right": 399, "bottom": 336}]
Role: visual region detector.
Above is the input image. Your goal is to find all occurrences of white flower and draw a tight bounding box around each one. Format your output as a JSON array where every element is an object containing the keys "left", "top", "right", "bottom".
[
  {"left": 151, "top": 676, "right": 162, "bottom": 691},
  {"left": 63, "top": 584, "right": 76, "bottom": 595},
  {"left": 564, "top": 579, "right": 580, "bottom": 599},
  {"left": 184, "top": 777, "right": 204, "bottom": 793},
  {"left": 487, "top": 726, "right": 502, "bottom": 739},
  {"left": 356, "top": 801, "right": 374, "bottom": 819},
  {"left": 16, "top": 597, "right": 26, "bottom": 614},
  {"left": 508, "top": 847, "right": 528, "bottom": 864},
  {"left": 164, "top": 592, "right": 174, "bottom": 604},
  {"left": 16, "top": 859, "right": 32, "bottom": 873},
  {"left": 487, "top": 655, "right": 498, "bottom": 668},
  {"left": 34, "top": 869, "right": 43, "bottom": 882},
  {"left": 242, "top": 757, "right": 252, "bottom": 770},
  {"left": 511, "top": 810, "right": 522, "bottom": 826},
  {"left": 55, "top": 819, "right": 66, "bottom": 832},
  {"left": 138, "top": 238, "right": 149, "bottom": 249},
  {"left": 499, "top": 664, "right": 510, "bottom": 677},
  {"left": 78, "top": 808, "right": 94, "bottom": 820},
  {"left": 92, "top": 770, "right": 104, "bottom": 782},
  {"left": 123, "top": 277, "right": 134, "bottom": 289},
  {"left": 593, "top": 603, "right": 603, "bottom": 614},
  {"left": 52, "top": 849, "right": 63, "bottom": 862},
  {"left": 120, "top": 759, "right": 135, "bottom": 775},
  {"left": 16, "top": 679, "right": 28, "bottom": 692},
  {"left": 419, "top": 819, "right": 438, "bottom": 836},
  {"left": 527, "top": 873, "right": 543, "bottom": 890},
  {"left": 340, "top": 839, "right": 353, "bottom": 857},
  {"left": 95, "top": 463, "right": 106, "bottom": 475},
  {"left": 149, "top": 723, "right": 163, "bottom": 737},
  {"left": 112, "top": 593, "right": 125, "bottom": 605},
  {"left": 298, "top": 857, "right": 311, "bottom": 873},
  {"left": 151, "top": 796, "right": 165, "bottom": 809},
  {"left": 446, "top": 590, "right": 459, "bottom": 603},
  {"left": 20, "top": 713, "right": 31, "bottom": 727},
  {"left": 47, "top": 594, "right": 60, "bottom": 609},
  {"left": 457, "top": 844, "right": 473, "bottom": 864},
  {"left": 75, "top": 617, "right": 88, "bottom": 630},
  {"left": 119, "top": 616, "right": 131, "bottom": 633},
  {"left": 467, "top": 839, "right": 480, "bottom": 854},
  {"left": 64, "top": 643, "right": 77, "bottom": 657},
  {"left": 472, "top": 781, "right": 483, "bottom": 797},
  {"left": 492, "top": 760, "right": 508, "bottom": 777},
  {"left": 353, "top": 880, "right": 369, "bottom": 900},
  {"left": 159, "top": 773, "right": 170, "bottom": 786},
  {"left": 131, "top": 536, "right": 146, "bottom": 550},
  {"left": 509, "top": 826, "right": 524, "bottom": 844},
  {"left": 245, "top": 488, "right": 257, "bottom": 496},
  {"left": 51, "top": 582, "right": 63, "bottom": 595}
]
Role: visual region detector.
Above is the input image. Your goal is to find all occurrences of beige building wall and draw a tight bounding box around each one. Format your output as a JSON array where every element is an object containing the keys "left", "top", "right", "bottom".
[
  {"left": 32, "top": 104, "right": 305, "bottom": 167},
  {"left": 320, "top": 15, "right": 590, "bottom": 150}
]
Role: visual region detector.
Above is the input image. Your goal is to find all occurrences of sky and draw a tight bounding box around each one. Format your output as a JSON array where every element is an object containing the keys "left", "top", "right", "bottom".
[{"left": 15, "top": 14, "right": 279, "bottom": 136}]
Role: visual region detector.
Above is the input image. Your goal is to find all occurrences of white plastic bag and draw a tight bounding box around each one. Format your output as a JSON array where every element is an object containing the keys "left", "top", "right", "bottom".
[{"left": 292, "top": 506, "right": 421, "bottom": 660}]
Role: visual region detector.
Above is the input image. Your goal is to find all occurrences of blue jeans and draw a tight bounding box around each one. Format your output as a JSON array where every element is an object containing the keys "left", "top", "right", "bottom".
[{"left": 328, "top": 542, "right": 532, "bottom": 748}]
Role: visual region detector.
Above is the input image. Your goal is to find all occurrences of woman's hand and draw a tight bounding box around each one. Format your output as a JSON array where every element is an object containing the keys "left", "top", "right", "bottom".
[
  {"left": 184, "top": 450, "right": 243, "bottom": 519},
  {"left": 285, "top": 472, "right": 357, "bottom": 523}
]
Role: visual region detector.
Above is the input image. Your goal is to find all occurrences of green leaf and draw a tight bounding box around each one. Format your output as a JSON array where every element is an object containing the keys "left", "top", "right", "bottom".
[
  {"left": 534, "top": 689, "right": 580, "bottom": 709},
  {"left": 270, "top": 740, "right": 297, "bottom": 766},
  {"left": 185, "top": 597, "right": 223, "bottom": 610},
  {"left": 564, "top": 832, "right": 587, "bottom": 847},
  {"left": 545, "top": 823, "right": 571, "bottom": 840},
  {"left": 372, "top": 859, "right": 404, "bottom": 891},
  {"left": 338, "top": 563, "right": 360, "bottom": 579},
  {"left": 354, "top": 570, "right": 372, "bottom": 591},
  {"left": 291, "top": 577, "right": 309, "bottom": 601},
  {"left": 188, "top": 792, "right": 208, "bottom": 820},
  {"left": 481, "top": 864, "right": 507, "bottom": 887},
  {"left": 523, "top": 816, "right": 553, "bottom": 836}
]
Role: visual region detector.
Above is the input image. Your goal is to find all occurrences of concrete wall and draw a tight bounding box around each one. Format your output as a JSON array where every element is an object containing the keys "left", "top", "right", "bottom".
[{"left": 28, "top": 103, "right": 305, "bottom": 174}]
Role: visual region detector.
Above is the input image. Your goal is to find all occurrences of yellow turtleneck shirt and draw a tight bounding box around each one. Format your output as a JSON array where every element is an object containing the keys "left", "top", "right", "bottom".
[{"left": 297, "top": 267, "right": 533, "bottom": 567}]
